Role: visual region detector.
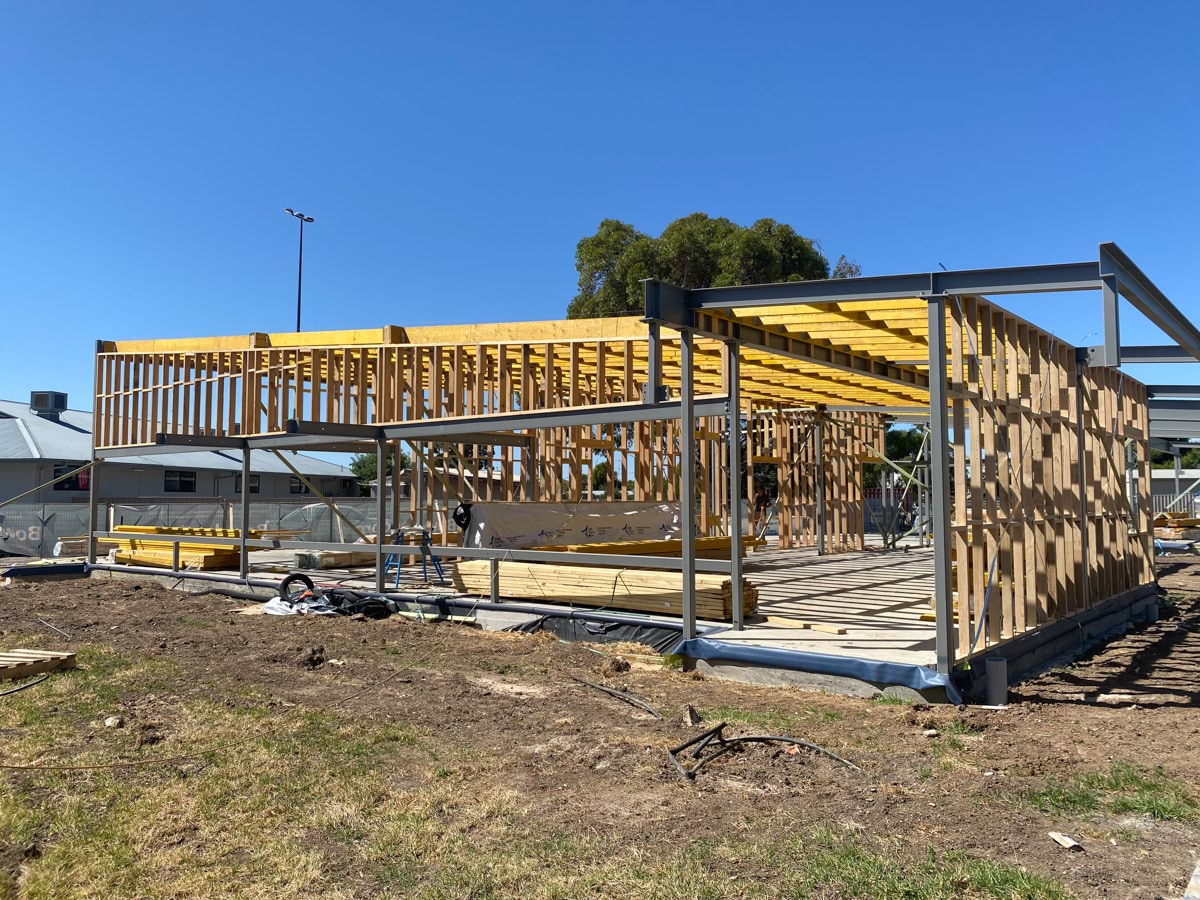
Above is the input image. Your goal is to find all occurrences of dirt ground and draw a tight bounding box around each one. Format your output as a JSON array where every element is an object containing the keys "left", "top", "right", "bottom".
[{"left": 1, "top": 558, "right": 1199, "bottom": 898}]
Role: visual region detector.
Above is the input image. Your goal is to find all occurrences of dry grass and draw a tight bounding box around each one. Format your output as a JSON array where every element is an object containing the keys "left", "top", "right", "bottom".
[{"left": 0, "top": 643, "right": 1072, "bottom": 899}]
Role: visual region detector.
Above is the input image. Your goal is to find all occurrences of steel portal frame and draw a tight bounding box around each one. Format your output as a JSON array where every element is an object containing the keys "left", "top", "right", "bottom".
[{"left": 86, "top": 241, "right": 1196, "bottom": 681}]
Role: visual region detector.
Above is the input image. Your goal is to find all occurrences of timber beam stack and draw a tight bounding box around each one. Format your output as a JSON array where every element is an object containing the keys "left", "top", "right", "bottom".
[{"left": 451, "top": 559, "right": 758, "bottom": 621}]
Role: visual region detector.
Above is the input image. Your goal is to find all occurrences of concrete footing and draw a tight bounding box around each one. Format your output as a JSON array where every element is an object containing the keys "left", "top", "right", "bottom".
[{"left": 693, "top": 658, "right": 948, "bottom": 703}]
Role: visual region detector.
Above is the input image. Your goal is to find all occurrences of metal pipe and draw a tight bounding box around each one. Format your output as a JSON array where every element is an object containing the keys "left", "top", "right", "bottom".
[{"left": 85, "top": 563, "right": 281, "bottom": 592}]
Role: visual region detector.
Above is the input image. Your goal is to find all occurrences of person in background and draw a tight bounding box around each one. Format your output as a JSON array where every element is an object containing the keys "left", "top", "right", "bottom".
[{"left": 751, "top": 485, "right": 772, "bottom": 537}]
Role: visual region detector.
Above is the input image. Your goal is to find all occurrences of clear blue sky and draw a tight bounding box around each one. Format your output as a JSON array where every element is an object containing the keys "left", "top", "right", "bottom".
[{"left": 1, "top": 1, "right": 1197, "bottom": 407}]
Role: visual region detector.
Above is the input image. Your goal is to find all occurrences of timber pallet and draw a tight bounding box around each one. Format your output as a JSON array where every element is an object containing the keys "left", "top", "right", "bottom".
[{"left": 0, "top": 648, "right": 77, "bottom": 680}]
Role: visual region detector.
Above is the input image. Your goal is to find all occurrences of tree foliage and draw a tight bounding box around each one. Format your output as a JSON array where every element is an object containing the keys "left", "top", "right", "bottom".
[
  {"left": 1152, "top": 446, "right": 1200, "bottom": 469},
  {"left": 568, "top": 213, "right": 839, "bottom": 318},
  {"left": 349, "top": 449, "right": 412, "bottom": 495}
]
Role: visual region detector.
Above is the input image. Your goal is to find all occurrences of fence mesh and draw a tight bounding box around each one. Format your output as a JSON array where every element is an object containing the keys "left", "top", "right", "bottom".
[{"left": 0, "top": 498, "right": 389, "bottom": 559}]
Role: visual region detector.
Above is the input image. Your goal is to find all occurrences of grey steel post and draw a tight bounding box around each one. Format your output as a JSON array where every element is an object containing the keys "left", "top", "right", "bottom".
[
  {"left": 489, "top": 557, "right": 500, "bottom": 602},
  {"left": 927, "top": 297, "right": 955, "bottom": 675},
  {"left": 920, "top": 436, "right": 931, "bottom": 548},
  {"left": 1101, "top": 274, "right": 1121, "bottom": 366},
  {"left": 392, "top": 443, "right": 403, "bottom": 530},
  {"left": 644, "top": 322, "right": 663, "bottom": 403},
  {"left": 680, "top": 328, "right": 698, "bottom": 639},
  {"left": 87, "top": 455, "right": 100, "bottom": 564},
  {"left": 414, "top": 441, "right": 425, "bottom": 527},
  {"left": 238, "top": 450, "right": 251, "bottom": 579},
  {"left": 1074, "top": 355, "right": 1091, "bottom": 608},
  {"left": 725, "top": 341, "right": 744, "bottom": 629},
  {"left": 814, "top": 410, "right": 827, "bottom": 555},
  {"left": 1175, "top": 451, "right": 1182, "bottom": 501},
  {"left": 172, "top": 539, "right": 181, "bottom": 573},
  {"left": 375, "top": 438, "right": 387, "bottom": 592}
]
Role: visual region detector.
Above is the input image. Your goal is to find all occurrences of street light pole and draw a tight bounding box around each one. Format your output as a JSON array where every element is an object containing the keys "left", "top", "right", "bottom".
[{"left": 284, "top": 208, "right": 314, "bottom": 331}]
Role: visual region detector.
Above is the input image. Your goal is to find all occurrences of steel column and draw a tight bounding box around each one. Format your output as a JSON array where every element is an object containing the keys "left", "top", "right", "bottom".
[
  {"left": 1102, "top": 274, "right": 1121, "bottom": 366},
  {"left": 725, "top": 341, "right": 744, "bottom": 630},
  {"left": 814, "top": 411, "right": 827, "bottom": 555},
  {"left": 1074, "top": 358, "right": 1090, "bottom": 609},
  {"left": 414, "top": 442, "right": 425, "bottom": 526},
  {"left": 376, "top": 438, "right": 387, "bottom": 592},
  {"left": 927, "top": 297, "right": 955, "bottom": 676},
  {"left": 679, "top": 328, "right": 697, "bottom": 639},
  {"left": 86, "top": 455, "right": 100, "bottom": 564},
  {"left": 391, "top": 443, "right": 403, "bottom": 530},
  {"left": 644, "top": 322, "right": 663, "bottom": 403},
  {"left": 239, "top": 451, "right": 251, "bottom": 579}
]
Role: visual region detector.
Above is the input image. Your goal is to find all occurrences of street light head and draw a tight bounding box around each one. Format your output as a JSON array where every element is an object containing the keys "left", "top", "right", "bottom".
[
  {"left": 303, "top": 216, "right": 314, "bottom": 223},
  {"left": 284, "top": 207, "right": 294, "bottom": 215}
]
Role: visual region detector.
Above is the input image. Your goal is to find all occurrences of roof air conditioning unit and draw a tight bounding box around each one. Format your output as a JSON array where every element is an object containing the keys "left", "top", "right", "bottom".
[{"left": 30, "top": 391, "right": 68, "bottom": 418}]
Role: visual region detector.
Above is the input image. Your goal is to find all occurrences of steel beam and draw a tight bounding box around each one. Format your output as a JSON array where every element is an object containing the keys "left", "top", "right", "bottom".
[
  {"left": 381, "top": 398, "right": 729, "bottom": 441},
  {"left": 1120, "top": 346, "right": 1198, "bottom": 364},
  {"left": 675, "top": 261, "right": 1099, "bottom": 309},
  {"left": 97, "top": 439, "right": 248, "bottom": 458},
  {"left": 1149, "top": 400, "right": 1200, "bottom": 419},
  {"left": 1148, "top": 385, "right": 1200, "bottom": 398},
  {"left": 1150, "top": 423, "right": 1200, "bottom": 439},
  {"left": 1101, "top": 242, "right": 1200, "bottom": 361},
  {"left": 927, "top": 298, "right": 955, "bottom": 676},
  {"left": 429, "top": 544, "right": 733, "bottom": 574},
  {"left": 251, "top": 436, "right": 376, "bottom": 452}
]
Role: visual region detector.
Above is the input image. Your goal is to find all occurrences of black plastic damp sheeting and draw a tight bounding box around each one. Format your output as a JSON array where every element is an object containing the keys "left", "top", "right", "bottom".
[{"left": 505, "top": 615, "right": 684, "bottom": 654}]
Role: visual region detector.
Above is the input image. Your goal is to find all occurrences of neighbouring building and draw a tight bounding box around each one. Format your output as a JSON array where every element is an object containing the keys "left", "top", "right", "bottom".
[{"left": 0, "top": 392, "right": 358, "bottom": 503}]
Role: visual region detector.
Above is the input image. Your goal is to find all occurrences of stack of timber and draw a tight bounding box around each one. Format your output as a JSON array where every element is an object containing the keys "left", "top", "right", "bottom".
[
  {"left": 107, "top": 526, "right": 262, "bottom": 571},
  {"left": 451, "top": 560, "right": 758, "bottom": 621},
  {"left": 1153, "top": 513, "right": 1200, "bottom": 542},
  {"left": 537, "top": 535, "right": 766, "bottom": 559},
  {"left": 0, "top": 649, "right": 77, "bottom": 680}
]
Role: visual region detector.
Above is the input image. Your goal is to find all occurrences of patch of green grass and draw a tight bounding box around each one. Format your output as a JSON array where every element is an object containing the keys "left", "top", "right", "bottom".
[
  {"left": 941, "top": 718, "right": 983, "bottom": 737},
  {"left": 1017, "top": 761, "right": 1197, "bottom": 822},
  {"left": 175, "top": 615, "right": 215, "bottom": 630},
  {"left": 767, "top": 825, "right": 1072, "bottom": 899}
]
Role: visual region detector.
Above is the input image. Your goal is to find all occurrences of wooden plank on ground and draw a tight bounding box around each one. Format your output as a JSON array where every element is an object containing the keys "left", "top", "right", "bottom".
[{"left": 0, "top": 649, "right": 77, "bottom": 681}]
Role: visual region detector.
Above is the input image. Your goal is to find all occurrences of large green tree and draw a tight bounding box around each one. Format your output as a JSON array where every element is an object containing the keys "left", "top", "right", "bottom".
[{"left": 567, "top": 213, "right": 844, "bottom": 318}]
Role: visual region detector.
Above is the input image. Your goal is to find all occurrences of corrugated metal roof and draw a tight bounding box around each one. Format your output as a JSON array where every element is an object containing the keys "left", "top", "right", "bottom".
[{"left": 0, "top": 399, "right": 351, "bottom": 477}]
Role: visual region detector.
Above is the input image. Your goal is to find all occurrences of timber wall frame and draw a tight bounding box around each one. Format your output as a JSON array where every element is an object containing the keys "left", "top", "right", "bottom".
[{"left": 89, "top": 241, "right": 1200, "bottom": 679}]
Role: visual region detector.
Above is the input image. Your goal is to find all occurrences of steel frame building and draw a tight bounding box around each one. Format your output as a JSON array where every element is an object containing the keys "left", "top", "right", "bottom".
[{"left": 85, "top": 242, "right": 1200, "bottom": 694}]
